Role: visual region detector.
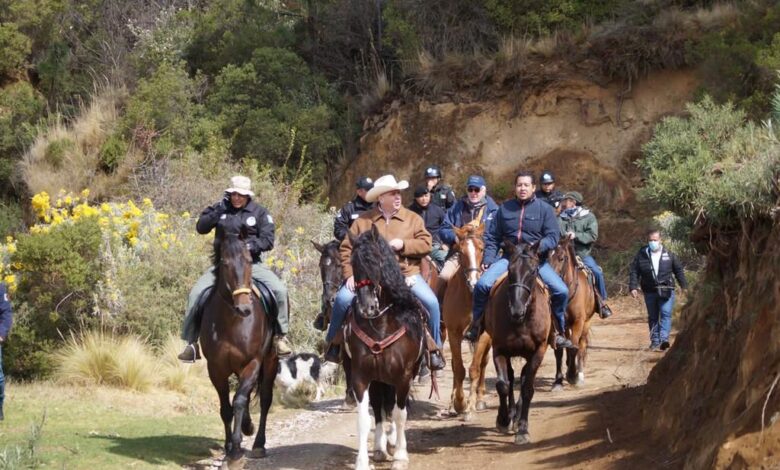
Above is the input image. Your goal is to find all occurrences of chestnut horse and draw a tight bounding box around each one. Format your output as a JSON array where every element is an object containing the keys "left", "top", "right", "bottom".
[
  {"left": 344, "top": 226, "right": 425, "bottom": 470},
  {"left": 473, "top": 241, "right": 551, "bottom": 445},
  {"left": 441, "top": 224, "right": 490, "bottom": 418},
  {"left": 200, "top": 228, "right": 276, "bottom": 466},
  {"left": 547, "top": 236, "right": 598, "bottom": 389}
]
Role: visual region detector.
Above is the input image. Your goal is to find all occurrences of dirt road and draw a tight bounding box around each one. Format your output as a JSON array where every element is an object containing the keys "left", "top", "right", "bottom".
[{"left": 201, "top": 295, "right": 670, "bottom": 469}]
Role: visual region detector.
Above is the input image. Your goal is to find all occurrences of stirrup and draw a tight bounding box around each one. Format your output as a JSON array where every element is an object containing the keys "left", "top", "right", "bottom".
[{"left": 178, "top": 343, "right": 200, "bottom": 363}]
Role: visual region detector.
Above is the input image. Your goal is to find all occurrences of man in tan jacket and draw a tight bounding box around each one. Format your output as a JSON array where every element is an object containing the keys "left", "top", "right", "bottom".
[{"left": 324, "top": 175, "right": 445, "bottom": 370}]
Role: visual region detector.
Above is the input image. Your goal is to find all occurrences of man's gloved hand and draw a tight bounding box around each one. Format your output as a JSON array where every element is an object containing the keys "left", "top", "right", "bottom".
[
  {"left": 216, "top": 194, "right": 231, "bottom": 213},
  {"left": 245, "top": 239, "right": 259, "bottom": 256}
]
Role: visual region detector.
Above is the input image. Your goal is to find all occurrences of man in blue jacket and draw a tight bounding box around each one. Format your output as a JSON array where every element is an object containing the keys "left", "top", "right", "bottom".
[
  {"left": 465, "top": 171, "right": 574, "bottom": 349},
  {"left": 0, "top": 282, "right": 13, "bottom": 421},
  {"left": 437, "top": 175, "right": 499, "bottom": 299}
]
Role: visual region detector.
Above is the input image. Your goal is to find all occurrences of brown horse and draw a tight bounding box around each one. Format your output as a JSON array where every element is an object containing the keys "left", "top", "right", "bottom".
[
  {"left": 547, "top": 236, "right": 598, "bottom": 389},
  {"left": 200, "top": 228, "right": 276, "bottom": 466},
  {"left": 441, "top": 224, "right": 490, "bottom": 417},
  {"left": 344, "top": 225, "right": 425, "bottom": 470},
  {"left": 312, "top": 239, "right": 356, "bottom": 407},
  {"left": 475, "top": 241, "right": 551, "bottom": 445}
]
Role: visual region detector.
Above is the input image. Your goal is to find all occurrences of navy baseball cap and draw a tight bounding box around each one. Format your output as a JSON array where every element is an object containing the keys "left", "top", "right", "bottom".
[
  {"left": 540, "top": 171, "right": 555, "bottom": 184},
  {"left": 356, "top": 176, "right": 374, "bottom": 190},
  {"left": 466, "top": 175, "right": 486, "bottom": 188}
]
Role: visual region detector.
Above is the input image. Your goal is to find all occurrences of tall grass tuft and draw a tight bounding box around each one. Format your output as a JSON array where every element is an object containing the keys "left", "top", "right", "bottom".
[
  {"left": 157, "top": 334, "right": 206, "bottom": 393},
  {"left": 55, "top": 331, "right": 117, "bottom": 386},
  {"left": 110, "top": 336, "right": 157, "bottom": 392}
]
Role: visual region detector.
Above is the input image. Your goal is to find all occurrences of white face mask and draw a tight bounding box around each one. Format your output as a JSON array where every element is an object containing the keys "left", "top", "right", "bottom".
[{"left": 648, "top": 240, "right": 662, "bottom": 252}]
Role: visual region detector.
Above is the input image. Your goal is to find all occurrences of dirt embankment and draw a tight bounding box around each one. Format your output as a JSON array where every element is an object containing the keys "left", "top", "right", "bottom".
[
  {"left": 643, "top": 219, "right": 780, "bottom": 469},
  {"left": 334, "top": 69, "right": 697, "bottom": 251}
]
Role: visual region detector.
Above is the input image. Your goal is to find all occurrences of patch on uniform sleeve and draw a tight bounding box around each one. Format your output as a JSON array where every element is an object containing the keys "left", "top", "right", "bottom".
[
  {"left": 220, "top": 214, "right": 227, "bottom": 219},
  {"left": 3, "top": 293, "right": 7, "bottom": 302},
  {"left": 351, "top": 214, "right": 359, "bottom": 219},
  {"left": 246, "top": 216, "right": 257, "bottom": 226},
  {"left": 440, "top": 194, "right": 447, "bottom": 199},
  {"left": 267, "top": 214, "right": 274, "bottom": 224}
]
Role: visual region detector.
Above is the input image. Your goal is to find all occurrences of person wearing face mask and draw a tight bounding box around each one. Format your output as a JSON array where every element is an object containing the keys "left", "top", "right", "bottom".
[
  {"left": 629, "top": 229, "right": 688, "bottom": 351},
  {"left": 408, "top": 185, "right": 447, "bottom": 269},
  {"left": 558, "top": 191, "right": 612, "bottom": 318}
]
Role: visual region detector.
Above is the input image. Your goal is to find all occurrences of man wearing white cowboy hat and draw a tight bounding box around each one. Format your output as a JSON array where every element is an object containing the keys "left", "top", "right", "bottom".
[
  {"left": 323, "top": 174, "right": 446, "bottom": 370},
  {"left": 178, "top": 175, "right": 292, "bottom": 361}
]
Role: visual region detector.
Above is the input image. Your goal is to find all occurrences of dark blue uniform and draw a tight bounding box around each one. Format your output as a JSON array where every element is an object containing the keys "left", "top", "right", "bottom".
[{"left": 0, "top": 283, "right": 13, "bottom": 417}]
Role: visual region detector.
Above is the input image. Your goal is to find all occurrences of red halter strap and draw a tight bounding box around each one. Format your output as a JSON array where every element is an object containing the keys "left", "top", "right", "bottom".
[{"left": 355, "top": 279, "right": 374, "bottom": 289}]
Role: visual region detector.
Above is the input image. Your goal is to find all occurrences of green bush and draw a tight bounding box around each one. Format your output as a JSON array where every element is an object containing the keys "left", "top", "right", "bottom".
[
  {"left": 0, "top": 81, "right": 45, "bottom": 190},
  {"left": 640, "top": 95, "right": 780, "bottom": 225},
  {"left": 0, "top": 24, "right": 31, "bottom": 77},
  {"left": 98, "top": 133, "right": 128, "bottom": 172},
  {"left": 482, "top": 0, "right": 627, "bottom": 36},
  {"left": 3, "top": 305, "right": 56, "bottom": 379},
  {"left": 12, "top": 219, "right": 103, "bottom": 340},
  {"left": 43, "top": 138, "right": 74, "bottom": 169},
  {"left": 0, "top": 199, "right": 24, "bottom": 238}
]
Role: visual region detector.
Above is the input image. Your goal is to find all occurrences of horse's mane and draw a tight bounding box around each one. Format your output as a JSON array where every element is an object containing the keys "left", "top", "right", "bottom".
[{"left": 351, "top": 230, "right": 422, "bottom": 334}]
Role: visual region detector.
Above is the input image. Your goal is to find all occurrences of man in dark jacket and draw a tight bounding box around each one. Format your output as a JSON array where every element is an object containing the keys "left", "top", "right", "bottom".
[
  {"left": 466, "top": 171, "right": 574, "bottom": 349},
  {"left": 535, "top": 171, "right": 564, "bottom": 210},
  {"left": 0, "top": 283, "right": 12, "bottom": 421},
  {"left": 178, "top": 175, "right": 291, "bottom": 361},
  {"left": 424, "top": 165, "right": 456, "bottom": 209},
  {"left": 629, "top": 228, "right": 688, "bottom": 351},
  {"left": 333, "top": 176, "right": 374, "bottom": 241},
  {"left": 437, "top": 175, "right": 499, "bottom": 298},
  {"left": 558, "top": 191, "right": 612, "bottom": 318},
  {"left": 408, "top": 185, "right": 447, "bottom": 268}
]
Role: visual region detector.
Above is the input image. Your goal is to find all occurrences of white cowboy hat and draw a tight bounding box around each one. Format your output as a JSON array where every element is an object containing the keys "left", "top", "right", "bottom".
[
  {"left": 225, "top": 175, "right": 255, "bottom": 197},
  {"left": 365, "top": 174, "right": 409, "bottom": 203}
]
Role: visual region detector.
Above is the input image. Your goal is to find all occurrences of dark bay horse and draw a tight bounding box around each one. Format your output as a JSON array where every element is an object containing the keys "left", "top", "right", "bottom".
[
  {"left": 200, "top": 229, "right": 276, "bottom": 466},
  {"left": 475, "top": 241, "right": 551, "bottom": 445},
  {"left": 312, "top": 239, "right": 356, "bottom": 407},
  {"left": 548, "top": 237, "right": 598, "bottom": 389},
  {"left": 345, "top": 225, "right": 425, "bottom": 470},
  {"left": 440, "top": 224, "right": 490, "bottom": 417}
]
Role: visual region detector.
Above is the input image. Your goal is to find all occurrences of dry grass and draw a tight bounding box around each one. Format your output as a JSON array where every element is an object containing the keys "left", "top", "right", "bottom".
[
  {"left": 20, "top": 86, "right": 136, "bottom": 200},
  {"left": 54, "top": 330, "right": 209, "bottom": 394}
]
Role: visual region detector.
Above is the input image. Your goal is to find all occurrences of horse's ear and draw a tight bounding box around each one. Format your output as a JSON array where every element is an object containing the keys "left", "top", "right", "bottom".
[
  {"left": 475, "top": 224, "right": 485, "bottom": 238},
  {"left": 239, "top": 224, "right": 249, "bottom": 240},
  {"left": 311, "top": 240, "right": 325, "bottom": 253},
  {"left": 502, "top": 238, "right": 516, "bottom": 256},
  {"left": 453, "top": 225, "right": 466, "bottom": 242},
  {"left": 370, "top": 223, "right": 381, "bottom": 240},
  {"left": 530, "top": 240, "right": 541, "bottom": 257},
  {"left": 347, "top": 230, "right": 359, "bottom": 247}
]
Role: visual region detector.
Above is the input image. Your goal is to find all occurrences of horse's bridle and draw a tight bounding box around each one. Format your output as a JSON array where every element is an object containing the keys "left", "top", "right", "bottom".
[
  {"left": 354, "top": 278, "right": 392, "bottom": 319},
  {"left": 508, "top": 254, "right": 539, "bottom": 314}
]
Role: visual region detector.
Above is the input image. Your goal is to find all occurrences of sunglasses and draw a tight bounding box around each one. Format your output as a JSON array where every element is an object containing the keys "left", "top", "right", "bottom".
[{"left": 467, "top": 187, "right": 481, "bottom": 193}]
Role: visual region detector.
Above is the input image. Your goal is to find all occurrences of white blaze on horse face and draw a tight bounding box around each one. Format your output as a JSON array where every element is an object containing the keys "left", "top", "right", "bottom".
[
  {"left": 355, "top": 391, "right": 371, "bottom": 470},
  {"left": 467, "top": 239, "right": 478, "bottom": 288}
]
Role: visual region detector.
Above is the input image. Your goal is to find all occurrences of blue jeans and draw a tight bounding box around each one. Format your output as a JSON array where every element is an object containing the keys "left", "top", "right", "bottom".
[
  {"left": 0, "top": 344, "right": 4, "bottom": 411},
  {"left": 326, "top": 274, "right": 442, "bottom": 348},
  {"left": 581, "top": 255, "right": 607, "bottom": 300},
  {"left": 644, "top": 292, "right": 675, "bottom": 345},
  {"left": 472, "top": 258, "right": 569, "bottom": 333}
]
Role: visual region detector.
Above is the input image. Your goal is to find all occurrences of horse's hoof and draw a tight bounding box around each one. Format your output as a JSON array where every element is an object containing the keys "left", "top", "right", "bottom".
[
  {"left": 551, "top": 383, "right": 564, "bottom": 393},
  {"left": 476, "top": 401, "right": 487, "bottom": 411},
  {"left": 514, "top": 432, "right": 532, "bottom": 445},
  {"left": 247, "top": 448, "right": 267, "bottom": 459},
  {"left": 496, "top": 424, "right": 510, "bottom": 434},
  {"left": 374, "top": 450, "right": 390, "bottom": 462},
  {"left": 225, "top": 456, "right": 245, "bottom": 470},
  {"left": 463, "top": 411, "right": 475, "bottom": 422},
  {"left": 241, "top": 422, "right": 255, "bottom": 436},
  {"left": 391, "top": 459, "right": 409, "bottom": 470}
]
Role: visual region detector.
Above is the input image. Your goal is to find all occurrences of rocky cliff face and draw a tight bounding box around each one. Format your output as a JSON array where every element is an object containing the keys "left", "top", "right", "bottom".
[{"left": 334, "top": 69, "right": 698, "bottom": 249}]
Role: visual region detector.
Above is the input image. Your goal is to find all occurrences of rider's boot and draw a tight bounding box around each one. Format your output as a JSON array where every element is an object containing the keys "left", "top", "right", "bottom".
[
  {"left": 324, "top": 343, "right": 341, "bottom": 364},
  {"left": 274, "top": 335, "right": 293, "bottom": 356},
  {"left": 429, "top": 349, "right": 446, "bottom": 371},
  {"left": 312, "top": 313, "right": 326, "bottom": 331},
  {"left": 555, "top": 334, "right": 575, "bottom": 350},
  {"left": 600, "top": 302, "right": 613, "bottom": 319},
  {"left": 177, "top": 342, "right": 201, "bottom": 362},
  {"left": 464, "top": 320, "right": 481, "bottom": 342}
]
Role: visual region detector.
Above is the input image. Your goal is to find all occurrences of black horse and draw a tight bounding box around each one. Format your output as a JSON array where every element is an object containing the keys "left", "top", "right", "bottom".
[
  {"left": 345, "top": 225, "right": 425, "bottom": 470},
  {"left": 200, "top": 227, "right": 276, "bottom": 466}
]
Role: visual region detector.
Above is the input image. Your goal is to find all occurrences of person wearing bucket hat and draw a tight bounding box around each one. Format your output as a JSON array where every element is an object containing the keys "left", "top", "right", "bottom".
[
  {"left": 424, "top": 165, "right": 456, "bottom": 210},
  {"left": 535, "top": 170, "right": 564, "bottom": 209},
  {"left": 333, "top": 176, "right": 375, "bottom": 242},
  {"left": 436, "top": 174, "right": 499, "bottom": 299},
  {"left": 178, "top": 175, "right": 293, "bottom": 361},
  {"left": 408, "top": 185, "right": 447, "bottom": 269},
  {"left": 559, "top": 191, "right": 613, "bottom": 319},
  {"left": 324, "top": 174, "right": 446, "bottom": 371}
]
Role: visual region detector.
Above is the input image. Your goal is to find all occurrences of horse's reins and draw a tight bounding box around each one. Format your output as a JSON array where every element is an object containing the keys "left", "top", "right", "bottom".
[{"left": 557, "top": 245, "right": 580, "bottom": 300}]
